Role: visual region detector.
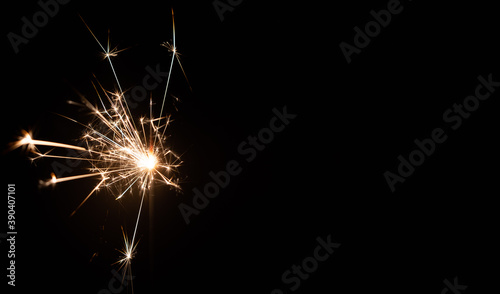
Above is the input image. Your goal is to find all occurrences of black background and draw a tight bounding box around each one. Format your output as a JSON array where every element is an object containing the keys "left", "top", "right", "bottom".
[{"left": 1, "top": 0, "right": 498, "bottom": 293}]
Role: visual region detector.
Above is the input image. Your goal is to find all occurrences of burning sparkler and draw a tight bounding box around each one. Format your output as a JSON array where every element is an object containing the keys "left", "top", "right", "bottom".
[{"left": 11, "top": 8, "right": 188, "bottom": 289}]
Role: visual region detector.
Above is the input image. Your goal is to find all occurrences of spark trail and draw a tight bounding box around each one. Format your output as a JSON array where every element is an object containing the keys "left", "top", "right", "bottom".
[{"left": 12, "top": 8, "right": 189, "bottom": 290}]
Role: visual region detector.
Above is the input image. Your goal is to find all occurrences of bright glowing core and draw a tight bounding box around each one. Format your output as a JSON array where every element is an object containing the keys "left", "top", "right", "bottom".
[
  {"left": 137, "top": 153, "right": 157, "bottom": 171},
  {"left": 21, "top": 134, "right": 32, "bottom": 144}
]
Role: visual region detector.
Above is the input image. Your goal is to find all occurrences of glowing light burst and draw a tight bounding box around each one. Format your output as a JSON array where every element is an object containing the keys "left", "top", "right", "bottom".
[
  {"left": 113, "top": 226, "right": 139, "bottom": 289},
  {"left": 12, "top": 8, "right": 188, "bottom": 287}
]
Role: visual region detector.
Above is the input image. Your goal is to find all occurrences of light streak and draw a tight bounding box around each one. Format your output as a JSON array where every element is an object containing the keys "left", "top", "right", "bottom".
[{"left": 12, "top": 8, "right": 189, "bottom": 290}]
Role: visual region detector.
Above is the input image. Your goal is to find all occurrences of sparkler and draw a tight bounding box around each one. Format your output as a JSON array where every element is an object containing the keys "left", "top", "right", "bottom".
[{"left": 11, "top": 8, "right": 188, "bottom": 289}]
